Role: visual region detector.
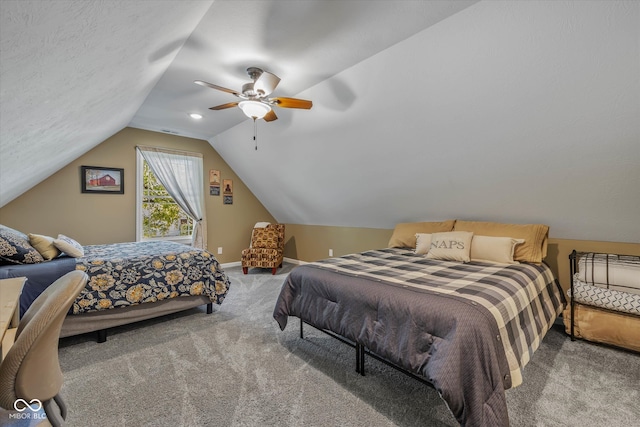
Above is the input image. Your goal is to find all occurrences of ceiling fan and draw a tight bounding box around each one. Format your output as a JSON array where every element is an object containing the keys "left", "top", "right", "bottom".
[{"left": 194, "top": 67, "right": 313, "bottom": 122}]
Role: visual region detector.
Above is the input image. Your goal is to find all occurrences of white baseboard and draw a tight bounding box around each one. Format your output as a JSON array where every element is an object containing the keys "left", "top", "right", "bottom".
[
  {"left": 284, "top": 257, "right": 308, "bottom": 265},
  {"left": 221, "top": 259, "right": 304, "bottom": 268},
  {"left": 220, "top": 261, "right": 241, "bottom": 268}
]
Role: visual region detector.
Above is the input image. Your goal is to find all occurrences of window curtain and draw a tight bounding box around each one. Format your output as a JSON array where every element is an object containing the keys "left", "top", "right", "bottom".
[{"left": 137, "top": 146, "right": 207, "bottom": 249}]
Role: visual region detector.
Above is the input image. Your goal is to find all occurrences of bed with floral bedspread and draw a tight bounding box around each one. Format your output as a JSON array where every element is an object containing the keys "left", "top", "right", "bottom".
[
  {"left": 0, "top": 239, "right": 230, "bottom": 339},
  {"left": 71, "top": 241, "right": 229, "bottom": 314}
]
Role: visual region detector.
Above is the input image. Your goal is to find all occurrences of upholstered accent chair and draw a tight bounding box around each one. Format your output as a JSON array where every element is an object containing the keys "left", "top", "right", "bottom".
[{"left": 241, "top": 224, "right": 285, "bottom": 275}]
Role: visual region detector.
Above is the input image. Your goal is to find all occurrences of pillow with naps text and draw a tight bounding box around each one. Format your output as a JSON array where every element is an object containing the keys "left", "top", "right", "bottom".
[{"left": 426, "top": 231, "right": 474, "bottom": 263}]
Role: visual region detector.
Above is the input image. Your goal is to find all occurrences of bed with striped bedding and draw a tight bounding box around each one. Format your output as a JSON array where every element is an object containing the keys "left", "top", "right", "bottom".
[{"left": 274, "top": 248, "right": 565, "bottom": 426}]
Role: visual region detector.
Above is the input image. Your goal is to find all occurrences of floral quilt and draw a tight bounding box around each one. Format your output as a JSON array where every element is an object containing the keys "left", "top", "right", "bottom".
[{"left": 72, "top": 241, "right": 230, "bottom": 314}]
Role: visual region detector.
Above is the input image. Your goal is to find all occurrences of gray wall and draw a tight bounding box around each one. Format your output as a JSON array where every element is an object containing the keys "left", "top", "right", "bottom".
[{"left": 212, "top": 1, "right": 640, "bottom": 244}]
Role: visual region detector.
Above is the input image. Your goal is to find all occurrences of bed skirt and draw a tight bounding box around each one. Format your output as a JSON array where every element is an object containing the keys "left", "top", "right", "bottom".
[{"left": 61, "top": 295, "right": 211, "bottom": 338}]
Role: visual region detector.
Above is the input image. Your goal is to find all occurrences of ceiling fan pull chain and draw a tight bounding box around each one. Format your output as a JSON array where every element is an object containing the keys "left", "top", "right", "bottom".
[{"left": 253, "top": 118, "right": 258, "bottom": 150}]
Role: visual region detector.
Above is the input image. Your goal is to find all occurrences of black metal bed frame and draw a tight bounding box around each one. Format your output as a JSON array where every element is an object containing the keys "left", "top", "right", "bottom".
[
  {"left": 569, "top": 249, "right": 578, "bottom": 341},
  {"left": 299, "top": 319, "right": 435, "bottom": 389}
]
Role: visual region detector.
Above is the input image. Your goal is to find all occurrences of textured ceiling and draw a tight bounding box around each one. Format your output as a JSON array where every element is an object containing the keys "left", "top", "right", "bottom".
[
  {"left": 1, "top": 1, "right": 638, "bottom": 243},
  {"left": 0, "top": 0, "right": 213, "bottom": 206},
  {"left": 0, "top": 0, "right": 477, "bottom": 207}
]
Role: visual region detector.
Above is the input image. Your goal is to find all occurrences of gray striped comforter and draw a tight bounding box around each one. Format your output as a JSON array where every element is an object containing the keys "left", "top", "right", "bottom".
[{"left": 273, "top": 248, "right": 565, "bottom": 426}]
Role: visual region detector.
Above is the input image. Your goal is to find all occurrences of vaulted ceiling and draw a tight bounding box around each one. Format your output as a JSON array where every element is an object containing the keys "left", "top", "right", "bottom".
[{"left": 1, "top": 1, "right": 638, "bottom": 243}]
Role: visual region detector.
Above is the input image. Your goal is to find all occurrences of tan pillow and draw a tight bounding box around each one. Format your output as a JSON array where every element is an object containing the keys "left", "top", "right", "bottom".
[
  {"left": 454, "top": 220, "right": 549, "bottom": 263},
  {"left": 426, "top": 231, "right": 474, "bottom": 263},
  {"left": 388, "top": 220, "right": 456, "bottom": 248},
  {"left": 28, "top": 233, "right": 61, "bottom": 260},
  {"left": 470, "top": 235, "right": 525, "bottom": 264},
  {"left": 415, "top": 233, "right": 433, "bottom": 255}
]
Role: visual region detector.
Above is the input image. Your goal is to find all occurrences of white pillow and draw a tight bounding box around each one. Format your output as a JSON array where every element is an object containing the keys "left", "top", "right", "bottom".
[
  {"left": 426, "top": 231, "right": 474, "bottom": 263},
  {"left": 470, "top": 235, "right": 525, "bottom": 264},
  {"left": 415, "top": 233, "right": 433, "bottom": 255},
  {"left": 53, "top": 234, "right": 84, "bottom": 257}
]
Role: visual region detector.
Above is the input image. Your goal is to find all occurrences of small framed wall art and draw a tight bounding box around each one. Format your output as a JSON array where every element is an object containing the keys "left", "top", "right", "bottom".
[
  {"left": 209, "top": 169, "right": 220, "bottom": 196},
  {"left": 223, "top": 179, "right": 233, "bottom": 204},
  {"left": 81, "top": 166, "right": 124, "bottom": 194}
]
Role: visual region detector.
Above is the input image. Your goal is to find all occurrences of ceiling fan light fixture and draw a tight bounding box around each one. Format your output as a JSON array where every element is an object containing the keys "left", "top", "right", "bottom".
[
  {"left": 238, "top": 100, "right": 271, "bottom": 119},
  {"left": 254, "top": 71, "right": 281, "bottom": 96}
]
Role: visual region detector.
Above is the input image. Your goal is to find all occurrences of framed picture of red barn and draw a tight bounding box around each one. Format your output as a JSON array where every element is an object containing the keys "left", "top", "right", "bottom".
[{"left": 81, "top": 166, "right": 124, "bottom": 194}]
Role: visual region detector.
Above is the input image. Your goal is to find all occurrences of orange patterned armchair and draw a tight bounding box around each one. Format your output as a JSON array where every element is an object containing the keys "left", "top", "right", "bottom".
[{"left": 241, "top": 224, "right": 285, "bottom": 275}]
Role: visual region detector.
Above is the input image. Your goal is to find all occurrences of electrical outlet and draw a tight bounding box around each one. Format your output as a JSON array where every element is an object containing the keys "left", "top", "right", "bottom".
[
  {"left": 329, "top": 249, "right": 333, "bottom": 257},
  {"left": 217, "top": 247, "right": 223, "bottom": 254}
]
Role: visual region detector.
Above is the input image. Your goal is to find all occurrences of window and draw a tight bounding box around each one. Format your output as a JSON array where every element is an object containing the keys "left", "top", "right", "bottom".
[
  {"left": 138, "top": 160, "right": 194, "bottom": 241},
  {"left": 136, "top": 148, "right": 205, "bottom": 244}
]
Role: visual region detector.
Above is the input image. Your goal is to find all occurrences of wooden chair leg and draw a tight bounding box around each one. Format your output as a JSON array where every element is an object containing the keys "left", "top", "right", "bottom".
[
  {"left": 271, "top": 267, "right": 276, "bottom": 275},
  {"left": 242, "top": 267, "right": 248, "bottom": 274}
]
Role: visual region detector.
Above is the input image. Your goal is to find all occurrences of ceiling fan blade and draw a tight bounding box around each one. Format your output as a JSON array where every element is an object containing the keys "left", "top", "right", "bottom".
[
  {"left": 254, "top": 71, "right": 280, "bottom": 97},
  {"left": 194, "top": 80, "right": 241, "bottom": 97},
  {"left": 271, "top": 97, "right": 313, "bottom": 109},
  {"left": 209, "top": 102, "right": 239, "bottom": 110},
  {"left": 263, "top": 109, "right": 278, "bottom": 122}
]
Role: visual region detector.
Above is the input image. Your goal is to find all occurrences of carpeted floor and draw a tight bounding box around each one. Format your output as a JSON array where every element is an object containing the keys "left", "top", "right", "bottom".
[{"left": 52, "top": 263, "right": 639, "bottom": 427}]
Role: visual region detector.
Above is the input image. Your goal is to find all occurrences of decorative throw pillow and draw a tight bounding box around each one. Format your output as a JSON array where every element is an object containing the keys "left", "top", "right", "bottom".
[
  {"left": 28, "top": 233, "right": 61, "bottom": 260},
  {"left": 453, "top": 220, "right": 549, "bottom": 263},
  {"left": 415, "top": 233, "right": 433, "bottom": 255},
  {"left": 388, "top": 220, "right": 456, "bottom": 248},
  {"left": 470, "top": 235, "right": 525, "bottom": 264},
  {"left": 251, "top": 228, "right": 278, "bottom": 249},
  {"left": 0, "top": 224, "right": 44, "bottom": 265},
  {"left": 426, "top": 231, "right": 474, "bottom": 263},
  {"left": 53, "top": 234, "right": 84, "bottom": 257}
]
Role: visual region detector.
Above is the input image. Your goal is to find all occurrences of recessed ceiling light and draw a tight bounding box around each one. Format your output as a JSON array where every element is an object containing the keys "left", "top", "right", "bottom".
[{"left": 189, "top": 113, "right": 203, "bottom": 119}]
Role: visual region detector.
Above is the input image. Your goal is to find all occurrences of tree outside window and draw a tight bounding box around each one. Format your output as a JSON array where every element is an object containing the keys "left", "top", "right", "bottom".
[{"left": 142, "top": 161, "right": 193, "bottom": 239}]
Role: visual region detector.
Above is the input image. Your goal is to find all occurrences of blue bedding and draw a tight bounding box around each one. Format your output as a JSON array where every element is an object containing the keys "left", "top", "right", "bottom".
[
  {"left": 0, "top": 255, "right": 75, "bottom": 316},
  {"left": 0, "top": 241, "right": 230, "bottom": 317}
]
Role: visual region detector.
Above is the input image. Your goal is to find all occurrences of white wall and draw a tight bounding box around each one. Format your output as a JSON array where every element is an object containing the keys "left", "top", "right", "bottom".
[{"left": 211, "top": 1, "right": 640, "bottom": 243}]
